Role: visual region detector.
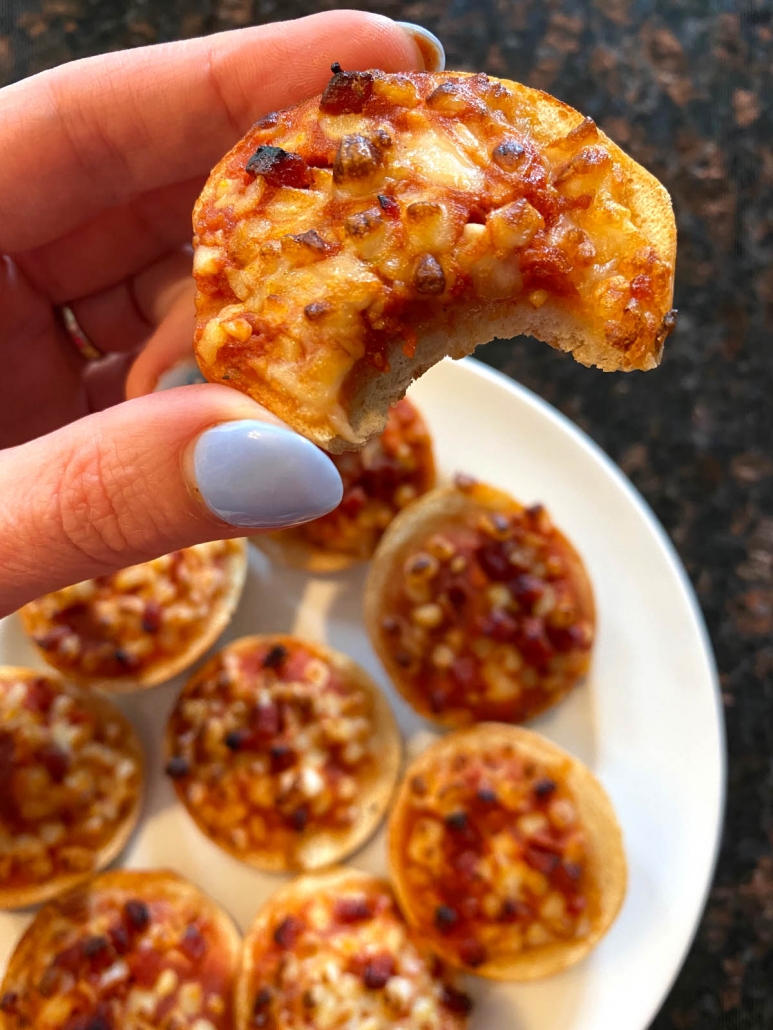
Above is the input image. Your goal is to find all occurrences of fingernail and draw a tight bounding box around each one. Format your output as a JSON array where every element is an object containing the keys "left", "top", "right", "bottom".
[
  {"left": 397, "top": 22, "right": 445, "bottom": 72},
  {"left": 192, "top": 421, "right": 343, "bottom": 529},
  {"left": 154, "top": 357, "right": 207, "bottom": 392}
]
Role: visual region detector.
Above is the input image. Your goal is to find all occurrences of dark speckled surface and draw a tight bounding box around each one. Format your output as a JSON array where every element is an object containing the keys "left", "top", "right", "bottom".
[{"left": 2, "top": 1, "right": 772, "bottom": 1026}]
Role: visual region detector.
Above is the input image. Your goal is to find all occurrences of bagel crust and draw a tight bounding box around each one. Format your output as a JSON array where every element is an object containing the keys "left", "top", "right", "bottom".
[
  {"left": 165, "top": 636, "right": 401, "bottom": 872},
  {"left": 365, "top": 478, "right": 595, "bottom": 727},
  {"left": 388, "top": 725, "right": 627, "bottom": 980},
  {"left": 257, "top": 398, "right": 435, "bottom": 571},
  {"left": 20, "top": 539, "right": 248, "bottom": 692},
  {"left": 193, "top": 68, "right": 676, "bottom": 451},
  {"left": 0, "top": 869, "right": 241, "bottom": 1030},
  {"left": 0, "top": 667, "right": 143, "bottom": 910},
  {"left": 235, "top": 868, "right": 472, "bottom": 1030}
]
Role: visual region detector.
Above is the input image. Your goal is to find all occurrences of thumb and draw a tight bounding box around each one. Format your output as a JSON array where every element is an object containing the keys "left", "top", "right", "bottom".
[{"left": 0, "top": 384, "right": 342, "bottom": 615}]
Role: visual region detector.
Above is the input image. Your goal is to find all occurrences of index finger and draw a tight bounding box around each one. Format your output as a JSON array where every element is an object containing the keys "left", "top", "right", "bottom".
[{"left": 0, "top": 11, "right": 433, "bottom": 253}]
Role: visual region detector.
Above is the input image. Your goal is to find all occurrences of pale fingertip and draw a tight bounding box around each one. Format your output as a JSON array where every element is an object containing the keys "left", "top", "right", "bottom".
[{"left": 396, "top": 22, "right": 446, "bottom": 72}]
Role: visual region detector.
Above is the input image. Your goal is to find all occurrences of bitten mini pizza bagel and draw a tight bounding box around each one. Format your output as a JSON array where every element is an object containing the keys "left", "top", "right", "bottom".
[
  {"left": 193, "top": 67, "right": 676, "bottom": 451},
  {"left": 0, "top": 869, "right": 241, "bottom": 1030},
  {"left": 0, "top": 667, "right": 143, "bottom": 910},
  {"left": 164, "top": 636, "right": 401, "bottom": 872},
  {"left": 20, "top": 540, "right": 248, "bottom": 692},
  {"left": 257, "top": 397, "right": 435, "bottom": 571},
  {"left": 388, "top": 724, "right": 627, "bottom": 980},
  {"left": 364, "top": 478, "right": 595, "bottom": 726},
  {"left": 234, "top": 868, "right": 472, "bottom": 1030}
]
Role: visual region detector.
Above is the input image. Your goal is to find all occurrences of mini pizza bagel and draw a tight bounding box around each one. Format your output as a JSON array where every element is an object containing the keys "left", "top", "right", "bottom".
[
  {"left": 20, "top": 540, "right": 248, "bottom": 692},
  {"left": 388, "top": 724, "right": 627, "bottom": 980},
  {"left": 0, "top": 868, "right": 240, "bottom": 1030},
  {"left": 235, "top": 868, "right": 472, "bottom": 1030},
  {"left": 165, "top": 635, "right": 401, "bottom": 872},
  {"left": 193, "top": 68, "right": 676, "bottom": 451},
  {"left": 365, "top": 478, "right": 595, "bottom": 727},
  {"left": 0, "top": 666, "right": 143, "bottom": 910}
]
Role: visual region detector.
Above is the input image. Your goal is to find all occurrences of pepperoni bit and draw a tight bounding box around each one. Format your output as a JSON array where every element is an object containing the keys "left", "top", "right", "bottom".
[
  {"left": 445, "top": 811, "right": 468, "bottom": 832},
  {"left": 37, "top": 966, "right": 60, "bottom": 997},
  {"left": 82, "top": 935, "right": 109, "bottom": 961},
  {"left": 510, "top": 573, "right": 544, "bottom": 607},
  {"left": 479, "top": 608, "right": 518, "bottom": 643},
  {"left": 113, "top": 648, "right": 135, "bottom": 668},
  {"left": 273, "top": 916, "right": 302, "bottom": 949},
  {"left": 255, "top": 701, "right": 281, "bottom": 737},
  {"left": 290, "top": 806, "right": 309, "bottom": 832},
  {"left": 440, "top": 985, "right": 473, "bottom": 1015},
  {"left": 517, "top": 618, "right": 554, "bottom": 667},
  {"left": 477, "top": 541, "right": 514, "bottom": 581},
  {"left": 334, "top": 896, "right": 373, "bottom": 923},
  {"left": 165, "top": 755, "right": 190, "bottom": 779},
  {"left": 534, "top": 778, "right": 557, "bottom": 799},
  {"left": 24, "top": 677, "right": 54, "bottom": 714},
  {"left": 320, "top": 65, "right": 374, "bottom": 114},
  {"left": 450, "top": 656, "right": 477, "bottom": 689},
  {"left": 252, "top": 986, "right": 272, "bottom": 1027},
  {"left": 141, "top": 601, "right": 162, "bottom": 634},
  {"left": 434, "top": 905, "right": 458, "bottom": 933},
  {"left": 363, "top": 953, "right": 395, "bottom": 989},
  {"left": 377, "top": 193, "right": 400, "bottom": 218},
  {"left": 340, "top": 485, "right": 367, "bottom": 517},
  {"left": 225, "top": 730, "right": 245, "bottom": 751},
  {"left": 108, "top": 924, "right": 129, "bottom": 955},
  {"left": 246, "top": 146, "right": 310, "bottom": 189},
  {"left": 39, "top": 742, "right": 70, "bottom": 782},
  {"left": 458, "top": 938, "right": 487, "bottom": 967},
  {"left": 262, "top": 645, "right": 287, "bottom": 669},
  {"left": 180, "top": 924, "right": 207, "bottom": 961},
  {"left": 124, "top": 899, "right": 150, "bottom": 933},
  {"left": 0, "top": 992, "right": 18, "bottom": 1013},
  {"left": 524, "top": 846, "right": 560, "bottom": 876},
  {"left": 269, "top": 744, "right": 296, "bottom": 772}
]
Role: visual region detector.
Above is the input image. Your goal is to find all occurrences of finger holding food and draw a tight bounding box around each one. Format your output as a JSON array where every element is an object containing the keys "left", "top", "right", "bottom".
[
  {"left": 258, "top": 398, "right": 435, "bottom": 570},
  {"left": 388, "top": 724, "right": 627, "bottom": 980},
  {"left": 20, "top": 539, "right": 248, "bottom": 692},
  {"left": 365, "top": 478, "right": 595, "bottom": 726},
  {"left": 165, "top": 635, "right": 401, "bottom": 872},
  {"left": 0, "top": 869, "right": 240, "bottom": 1030},
  {"left": 0, "top": 666, "right": 143, "bottom": 910},
  {"left": 193, "top": 68, "right": 676, "bottom": 451},
  {"left": 235, "top": 868, "right": 472, "bottom": 1030}
]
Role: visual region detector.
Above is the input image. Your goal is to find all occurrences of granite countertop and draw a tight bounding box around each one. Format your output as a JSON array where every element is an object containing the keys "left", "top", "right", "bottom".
[{"left": 2, "top": 0, "right": 771, "bottom": 1026}]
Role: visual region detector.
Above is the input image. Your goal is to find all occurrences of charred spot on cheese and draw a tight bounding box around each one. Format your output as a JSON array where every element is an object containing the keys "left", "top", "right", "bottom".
[
  {"left": 304, "top": 300, "right": 332, "bottom": 321},
  {"left": 246, "top": 145, "right": 310, "bottom": 189},
  {"left": 414, "top": 254, "right": 445, "bottom": 295},
  {"left": 0, "top": 992, "right": 18, "bottom": 1014},
  {"left": 320, "top": 64, "right": 374, "bottom": 114},
  {"left": 255, "top": 110, "right": 280, "bottom": 129},
  {"left": 377, "top": 192, "right": 400, "bottom": 218},
  {"left": 445, "top": 810, "right": 468, "bottom": 831},
  {"left": 333, "top": 134, "right": 383, "bottom": 185},
  {"left": 492, "top": 138, "right": 527, "bottom": 171},
  {"left": 534, "top": 777, "right": 557, "bottom": 798},
  {"left": 345, "top": 208, "right": 383, "bottom": 237}
]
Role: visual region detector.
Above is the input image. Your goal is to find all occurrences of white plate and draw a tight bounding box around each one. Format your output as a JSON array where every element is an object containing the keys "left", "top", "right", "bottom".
[{"left": 0, "top": 357, "right": 724, "bottom": 1030}]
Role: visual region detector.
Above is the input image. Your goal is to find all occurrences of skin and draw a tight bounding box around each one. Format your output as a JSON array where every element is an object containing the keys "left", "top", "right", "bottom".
[{"left": 0, "top": 12, "right": 428, "bottom": 616}]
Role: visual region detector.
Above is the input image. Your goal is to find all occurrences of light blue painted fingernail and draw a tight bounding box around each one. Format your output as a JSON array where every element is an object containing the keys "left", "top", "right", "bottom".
[
  {"left": 397, "top": 22, "right": 445, "bottom": 72},
  {"left": 193, "top": 421, "right": 343, "bottom": 529}
]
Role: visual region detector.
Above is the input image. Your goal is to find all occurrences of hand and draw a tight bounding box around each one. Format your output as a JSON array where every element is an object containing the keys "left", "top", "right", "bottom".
[{"left": 0, "top": 11, "right": 444, "bottom": 616}]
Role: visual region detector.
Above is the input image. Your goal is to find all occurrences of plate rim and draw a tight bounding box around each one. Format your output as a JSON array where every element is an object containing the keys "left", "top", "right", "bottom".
[{"left": 453, "top": 355, "right": 727, "bottom": 1028}]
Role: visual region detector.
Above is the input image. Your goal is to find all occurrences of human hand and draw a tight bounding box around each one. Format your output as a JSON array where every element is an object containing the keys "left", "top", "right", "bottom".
[{"left": 0, "top": 11, "right": 444, "bottom": 616}]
